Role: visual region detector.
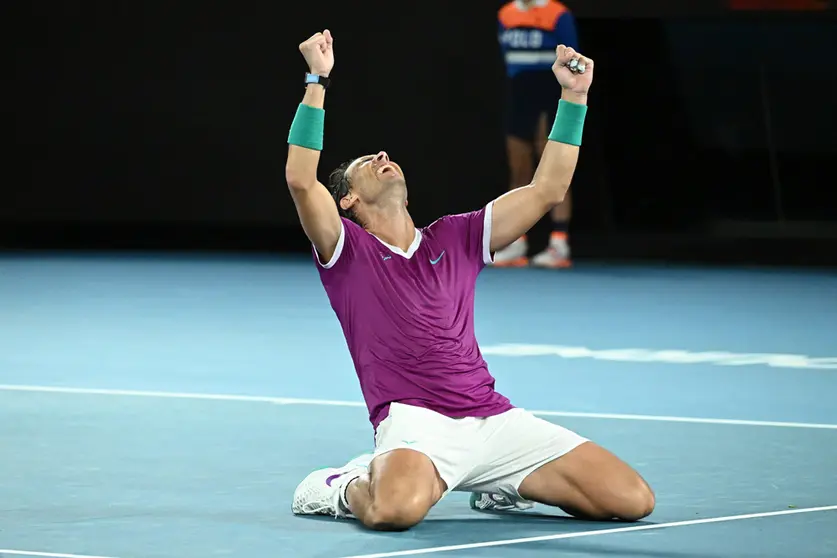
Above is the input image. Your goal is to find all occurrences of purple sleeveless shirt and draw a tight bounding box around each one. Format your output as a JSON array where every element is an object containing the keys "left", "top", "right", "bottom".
[{"left": 314, "top": 202, "right": 513, "bottom": 429}]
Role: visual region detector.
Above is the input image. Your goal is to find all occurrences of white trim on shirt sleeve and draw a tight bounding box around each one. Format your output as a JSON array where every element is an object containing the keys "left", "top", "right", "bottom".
[
  {"left": 315, "top": 220, "right": 346, "bottom": 269},
  {"left": 482, "top": 201, "right": 495, "bottom": 265}
]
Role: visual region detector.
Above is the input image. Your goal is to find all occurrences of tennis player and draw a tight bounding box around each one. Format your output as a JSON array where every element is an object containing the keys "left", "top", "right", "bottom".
[{"left": 286, "top": 30, "right": 654, "bottom": 531}]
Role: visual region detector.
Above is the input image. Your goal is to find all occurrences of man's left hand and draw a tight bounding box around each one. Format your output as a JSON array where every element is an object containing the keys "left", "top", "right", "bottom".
[{"left": 552, "top": 45, "right": 594, "bottom": 97}]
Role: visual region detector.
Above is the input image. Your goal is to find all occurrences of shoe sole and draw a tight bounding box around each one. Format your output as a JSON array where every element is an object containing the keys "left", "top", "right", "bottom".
[
  {"left": 532, "top": 259, "right": 572, "bottom": 269},
  {"left": 491, "top": 257, "right": 529, "bottom": 268}
]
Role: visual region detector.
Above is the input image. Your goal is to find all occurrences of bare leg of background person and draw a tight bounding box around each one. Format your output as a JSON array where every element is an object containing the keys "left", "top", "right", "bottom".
[{"left": 492, "top": 135, "right": 535, "bottom": 266}]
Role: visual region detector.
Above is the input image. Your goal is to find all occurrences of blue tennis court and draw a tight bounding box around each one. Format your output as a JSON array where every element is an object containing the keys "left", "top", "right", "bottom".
[{"left": 1, "top": 254, "right": 836, "bottom": 558}]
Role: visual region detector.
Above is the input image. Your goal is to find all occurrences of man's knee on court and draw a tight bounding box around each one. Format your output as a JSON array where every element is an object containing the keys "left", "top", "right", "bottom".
[
  {"left": 610, "top": 477, "right": 655, "bottom": 521},
  {"left": 364, "top": 492, "right": 431, "bottom": 531}
]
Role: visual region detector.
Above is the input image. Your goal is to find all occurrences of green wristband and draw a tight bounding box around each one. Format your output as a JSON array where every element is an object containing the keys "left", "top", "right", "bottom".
[
  {"left": 548, "top": 99, "right": 588, "bottom": 146},
  {"left": 288, "top": 103, "right": 325, "bottom": 150}
]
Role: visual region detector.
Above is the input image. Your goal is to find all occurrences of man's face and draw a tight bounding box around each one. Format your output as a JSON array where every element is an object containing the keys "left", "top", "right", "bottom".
[{"left": 340, "top": 151, "right": 406, "bottom": 213}]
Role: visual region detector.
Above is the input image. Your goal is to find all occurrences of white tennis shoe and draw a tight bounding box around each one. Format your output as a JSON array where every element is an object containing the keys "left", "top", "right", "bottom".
[
  {"left": 470, "top": 492, "right": 535, "bottom": 512},
  {"left": 292, "top": 454, "right": 371, "bottom": 518}
]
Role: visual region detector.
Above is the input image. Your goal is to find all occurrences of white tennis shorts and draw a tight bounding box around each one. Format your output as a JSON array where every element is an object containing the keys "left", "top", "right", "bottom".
[{"left": 373, "top": 402, "right": 588, "bottom": 499}]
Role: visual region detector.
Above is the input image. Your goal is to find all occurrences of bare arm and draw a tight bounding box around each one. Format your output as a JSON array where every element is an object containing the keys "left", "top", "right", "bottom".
[
  {"left": 286, "top": 84, "right": 342, "bottom": 262},
  {"left": 489, "top": 47, "right": 593, "bottom": 253}
]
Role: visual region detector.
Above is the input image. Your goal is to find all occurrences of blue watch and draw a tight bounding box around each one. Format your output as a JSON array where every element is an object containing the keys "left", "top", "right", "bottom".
[{"left": 304, "top": 73, "right": 331, "bottom": 89}]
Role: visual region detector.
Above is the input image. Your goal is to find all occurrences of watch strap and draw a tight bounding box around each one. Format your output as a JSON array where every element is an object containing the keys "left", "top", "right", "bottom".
[{"left": 304, "top": 73, "right": 331, "bottom": 89}]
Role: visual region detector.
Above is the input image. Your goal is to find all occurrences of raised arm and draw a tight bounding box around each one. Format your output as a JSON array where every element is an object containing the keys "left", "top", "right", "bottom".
[
  {"left": 285, "top": 30, "right": 342, "bottom": 263},
  {"left": 489, "top": 46, "right": 594, "bottom": 253}
]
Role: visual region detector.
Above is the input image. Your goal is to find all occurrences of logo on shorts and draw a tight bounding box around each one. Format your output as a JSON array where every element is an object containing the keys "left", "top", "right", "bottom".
[{"left": 430, "top": 251, "right": 445, "bottom": 265}]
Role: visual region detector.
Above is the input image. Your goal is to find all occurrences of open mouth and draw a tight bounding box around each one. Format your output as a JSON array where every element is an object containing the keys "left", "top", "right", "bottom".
[{"left": 378, "top": 164, "right": 397, "bottom": 177}]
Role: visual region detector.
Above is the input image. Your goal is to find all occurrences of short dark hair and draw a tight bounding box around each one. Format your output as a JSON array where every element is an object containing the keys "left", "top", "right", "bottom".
[{"left": 327, "top": 159, "right": 362, "bottom": 226}]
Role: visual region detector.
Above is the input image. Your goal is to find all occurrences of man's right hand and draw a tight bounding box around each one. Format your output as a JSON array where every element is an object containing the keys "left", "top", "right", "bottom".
[{"left": 299, "top": 30, "right": 334, "bottom": 77}]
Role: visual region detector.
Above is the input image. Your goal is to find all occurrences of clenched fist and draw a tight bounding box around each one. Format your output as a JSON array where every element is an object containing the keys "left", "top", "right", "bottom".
[
  {"left": 552, "top": 45, "right": 594, "bottom": 95},
  {"left": 299, "top": 30, "right": 334, "bottom": 77}
]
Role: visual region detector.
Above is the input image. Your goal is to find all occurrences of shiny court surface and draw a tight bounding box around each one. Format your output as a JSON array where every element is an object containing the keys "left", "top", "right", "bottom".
[{"left": 1, "top": 254, "right": 836, "bottom": 558}]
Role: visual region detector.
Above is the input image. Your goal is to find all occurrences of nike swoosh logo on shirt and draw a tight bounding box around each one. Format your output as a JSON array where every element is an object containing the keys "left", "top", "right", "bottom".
[{"left": 430, "top": 251, "right": 445, "bottom": 265}]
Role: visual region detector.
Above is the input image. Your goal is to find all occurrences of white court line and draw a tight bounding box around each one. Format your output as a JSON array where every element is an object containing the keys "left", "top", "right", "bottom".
[
  {"left": 530, "top": 410, "right": 837, "bottom": 429},
  {"left": 0, "top": 550, "right": 119, "bottom": 558},
  {"left": 337, "top": 505, "right": 837, "bottom": 558},
  {"left": 1, "top": 384, "right": 837, "bottom": 430},
  {"left": 0, "top": 384, "right": 363, "bottom": 407}
]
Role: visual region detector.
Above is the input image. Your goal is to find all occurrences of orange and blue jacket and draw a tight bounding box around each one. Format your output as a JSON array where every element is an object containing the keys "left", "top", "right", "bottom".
[{"left": 498, "top": 0, "right": 579, "bottom": 77}]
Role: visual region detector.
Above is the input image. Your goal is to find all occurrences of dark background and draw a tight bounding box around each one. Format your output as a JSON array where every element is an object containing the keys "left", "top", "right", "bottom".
[{"left": 7, "top": 1, "right": 837, "bottom": 265}]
